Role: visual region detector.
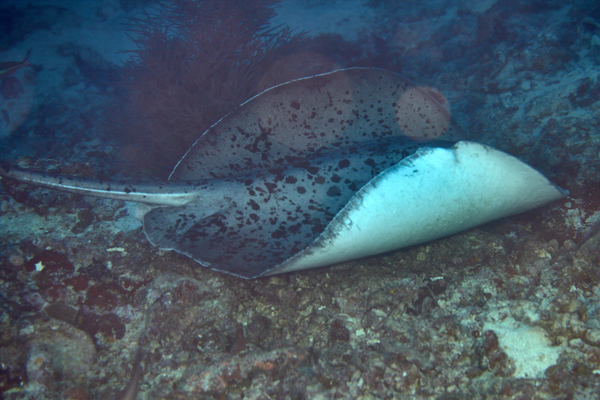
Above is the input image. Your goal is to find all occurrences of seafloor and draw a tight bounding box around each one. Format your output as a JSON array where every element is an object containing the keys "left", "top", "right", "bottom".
[{"left": 1, "top": 0, "right": 600, "bottom": 399}]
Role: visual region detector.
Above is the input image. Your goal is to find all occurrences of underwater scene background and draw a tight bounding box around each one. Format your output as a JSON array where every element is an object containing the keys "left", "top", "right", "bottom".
[{"left": 1, "top": 0, "right": 600, "bottom": 398}]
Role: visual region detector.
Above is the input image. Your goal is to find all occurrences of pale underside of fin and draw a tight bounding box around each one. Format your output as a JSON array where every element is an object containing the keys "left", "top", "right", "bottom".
[{"left": 266, "top": 141, "right": 567, "bottom": 277}]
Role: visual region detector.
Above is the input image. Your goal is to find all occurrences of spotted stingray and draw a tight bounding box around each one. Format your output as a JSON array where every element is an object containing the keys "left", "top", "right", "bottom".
[{"left": 0, "top": 68, "right": 567, "bottom": 278}]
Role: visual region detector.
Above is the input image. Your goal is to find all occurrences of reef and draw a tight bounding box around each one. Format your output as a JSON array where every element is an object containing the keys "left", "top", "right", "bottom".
[{"left": 1, "top": 0, "right": 600, "bottom": 399}]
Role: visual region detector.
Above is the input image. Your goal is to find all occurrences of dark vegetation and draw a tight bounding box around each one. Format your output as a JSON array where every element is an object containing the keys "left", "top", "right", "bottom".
[{"left": 105, "top": 0, "right": 312, "bottom": 177}]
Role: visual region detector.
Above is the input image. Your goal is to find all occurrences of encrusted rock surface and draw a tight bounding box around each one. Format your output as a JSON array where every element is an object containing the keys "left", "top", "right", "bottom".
[{"left": 1, "top": 0, "right": 600, "bottom": 399}]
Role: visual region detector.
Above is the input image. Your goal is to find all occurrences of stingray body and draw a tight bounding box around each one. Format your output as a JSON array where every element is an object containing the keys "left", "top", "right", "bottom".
[
  {"left": 144, "top": 137, "right": 449, "bottom": 277},
  {"left": 0, "top": 68, "right": 567, "bottom": 278}
]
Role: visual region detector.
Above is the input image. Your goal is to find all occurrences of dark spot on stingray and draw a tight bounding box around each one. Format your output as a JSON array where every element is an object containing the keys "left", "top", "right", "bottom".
[
  {"left": 327, "top": 186, "right": 342, "bottom": 197},
  {"left": 328, "top": 118, "right": 334, "bottom": 123},
  {"left": 336, "top": 109, "right": 343, "bottom": 115},
  {"left": 264, "top": 182, "right": 277, "bottom": 193},
  {"left": 267, "top": 168, "right": 285, "bottom": 181},
  {"left": 293, "top": 160, "right": 320, "bottom": 175},
  {"left": 272, "top": 230, "right": 285, "bottom": 239},
  {"left": 297, "top": 186, "right": 306, "bottom": 194},
  {"left": 202, "top": 215, "right": 228, "bottom": 234},
  {"left": 314, "top": 176, "right": 326, "bottom": 184},
  {"left": 285, "top": 176, "right": 297, "bottom": 184},
  {"left": 331, "top": 174, "right": 341, "bottom": 183},
  {"left": 338, "top": 159, "right": 350, "bottom": 168},
  {"left": 191, "top": 227, "right": 210, "bottom": 238},
  {"left": 288, "top": 223, "right": 302, "bottom": 234},
  {"left": 311, "top": 223, "right": 325, "bottom": 234},
  {"left": 249, "top": 214, "right": 259, "bottom": 222},
  {"left": 290, "top": 100, "right": 300, "bottom": 110},
  {"left": 248, "top": 199, "right": 260, "bottom": 211},
  {"left": 364, "top": 158, "right": 376, "bottom": 168}
]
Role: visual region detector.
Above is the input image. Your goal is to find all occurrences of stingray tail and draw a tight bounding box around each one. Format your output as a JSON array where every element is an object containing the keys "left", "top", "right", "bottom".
[{"left": 0, "top": 163, "right": 200, "bottom": 206}]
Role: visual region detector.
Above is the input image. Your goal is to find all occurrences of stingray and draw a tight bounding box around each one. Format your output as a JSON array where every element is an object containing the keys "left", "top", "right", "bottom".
[{"left": 0, "top": 68, "right": 567, "bottom": 278}]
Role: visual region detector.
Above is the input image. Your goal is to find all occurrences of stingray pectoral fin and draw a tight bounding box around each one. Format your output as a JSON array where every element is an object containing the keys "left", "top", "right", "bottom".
[
  {"left": 267, "top": 141, "right": 567, "bottom": 276},
  {"left": 142, "top": 197, "right": 233, "bottom": 258}
]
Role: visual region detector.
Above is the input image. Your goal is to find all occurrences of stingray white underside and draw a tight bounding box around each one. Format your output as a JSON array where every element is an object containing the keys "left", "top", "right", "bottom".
[{"left": 265, "top": 141, "right": 567, "bottom": 276}]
